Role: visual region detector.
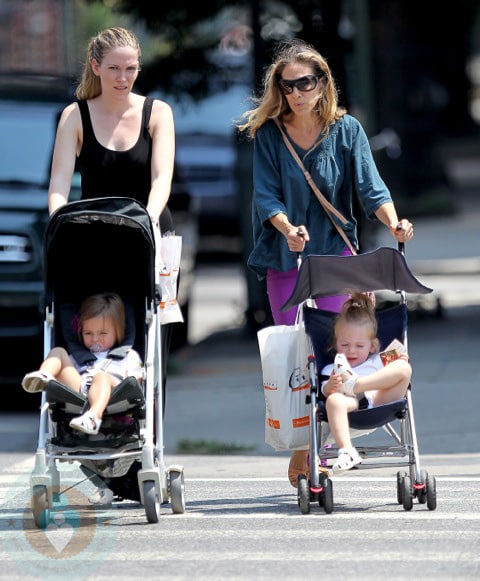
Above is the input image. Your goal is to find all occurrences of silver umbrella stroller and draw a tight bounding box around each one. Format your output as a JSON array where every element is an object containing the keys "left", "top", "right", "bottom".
[
  {"left": 281, "top": 246, "right": 437, "bottom": 514},
  {"left": 29, "top": 197, "right": 185, "bottom": 528}
]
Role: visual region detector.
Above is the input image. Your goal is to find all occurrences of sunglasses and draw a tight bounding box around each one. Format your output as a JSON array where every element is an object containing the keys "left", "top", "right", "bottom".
[{"left": 278, "top": 74, "right": 320, "bottom": 95}]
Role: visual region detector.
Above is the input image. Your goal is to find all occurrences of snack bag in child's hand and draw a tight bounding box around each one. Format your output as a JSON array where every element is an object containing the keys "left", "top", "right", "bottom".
[{"left": 380, "top": 339, "right": 407, "bottom": 366}]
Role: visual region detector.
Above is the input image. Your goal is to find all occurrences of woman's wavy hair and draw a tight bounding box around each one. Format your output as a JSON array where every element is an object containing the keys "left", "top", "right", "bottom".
[
  {"left": 237, "top": 38, "right": 346, "bottom": 139},
  {"left": 75, "top": 27, "right": 141, "bottom": 100}
]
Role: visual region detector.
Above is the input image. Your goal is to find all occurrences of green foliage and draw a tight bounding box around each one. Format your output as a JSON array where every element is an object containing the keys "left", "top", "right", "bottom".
[
  {"left": 112, "top": 0, "right": 242, "bottom": 32},
  {"left": 73, "top": 0, "right": 136, "bottom": 72},
  {"left": 176, "top": 438, "right": 256, "bottom": 455}
]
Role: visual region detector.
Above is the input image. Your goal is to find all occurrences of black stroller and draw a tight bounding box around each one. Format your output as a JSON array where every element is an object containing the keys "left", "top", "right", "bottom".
[
  {"left": 281, "top": 246, "right": 437, "bottom": 514},
  {"left": 29, "top": 197, "right": 185, "bottom": 527}
]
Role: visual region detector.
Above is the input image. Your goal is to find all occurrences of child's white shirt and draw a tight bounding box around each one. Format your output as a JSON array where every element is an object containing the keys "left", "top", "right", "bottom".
[{"left": 71, "top": 349, "right": 144, "bottom": 393}]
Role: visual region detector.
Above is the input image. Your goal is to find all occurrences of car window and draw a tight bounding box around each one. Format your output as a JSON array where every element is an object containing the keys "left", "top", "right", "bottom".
[{"left": 0, "top": 101, "right": 60, "bottom": 185}]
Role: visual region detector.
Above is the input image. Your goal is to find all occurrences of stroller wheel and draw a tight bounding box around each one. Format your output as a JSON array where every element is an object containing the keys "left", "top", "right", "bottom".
[
  {"left": 401, "top": 475, "right": 413, "bottom": 511},
  {"left": 297, "top": 474, "right": 310, "bottom": 514},
  {"left": 426, "top": 473, "right": 437, "bottom": 511},
  {"left": 416, "top": 470, "right": 428, "bottom": 504},
  {"left": 169, "top": 469, "right": 186, "bottom": 514},
  {"left": 143, "top": 480, "right": 160, "bottom": 523},
  {"left": 396, "top": 471, "right": 407, "bottom": 504},
  {"left": 32, "top": 485, "right": 50, "bottom": 529},
  {"left": 320, "top": 476, "right": 334, "bottom": 514}
]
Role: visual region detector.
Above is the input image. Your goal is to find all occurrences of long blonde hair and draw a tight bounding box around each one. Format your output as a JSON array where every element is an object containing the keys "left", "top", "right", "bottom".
[
  {"left": 75, "top": 27, "right": 141, "bottom": 100},
  {"left": 237, "top": 38, "right": 346, "bottom": 140}
]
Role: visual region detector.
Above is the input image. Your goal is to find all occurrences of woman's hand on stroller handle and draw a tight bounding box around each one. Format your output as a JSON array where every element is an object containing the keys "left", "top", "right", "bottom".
[
  {"left": 295, "top": 228, "right": 308, "bottom": 264},
  {"left": 287, "top": 225, "right": 308, "bottom": 253},
  {"left": 392, "top": 219, "right": 413, "bottom": 241}
]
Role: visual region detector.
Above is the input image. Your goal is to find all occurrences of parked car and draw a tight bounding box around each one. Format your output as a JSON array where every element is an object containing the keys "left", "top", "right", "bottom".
[{"left": 0, "top": 73, "right": 197, "bottom": 408}]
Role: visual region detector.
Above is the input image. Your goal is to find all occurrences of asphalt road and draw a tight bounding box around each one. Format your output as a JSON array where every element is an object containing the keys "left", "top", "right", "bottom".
[{"left": 0, "top": 451, "right": 479, "bottom": 580}]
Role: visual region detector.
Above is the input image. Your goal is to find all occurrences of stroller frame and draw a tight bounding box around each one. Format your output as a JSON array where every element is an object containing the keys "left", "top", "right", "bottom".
[
  {"left": 29, "top": 197, "right": 185, "bottom": 527},
  {"left": 281, "top": 246, "right": 437, "bottom": 514}
]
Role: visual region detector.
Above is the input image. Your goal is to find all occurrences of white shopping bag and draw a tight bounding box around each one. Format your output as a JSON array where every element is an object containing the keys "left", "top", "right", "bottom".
[
  {"left": 257, "top": 313, "right": 311, "bottom": 451},
  {"left": 154, "top": 227, "right": 184, "bottom": 324}
]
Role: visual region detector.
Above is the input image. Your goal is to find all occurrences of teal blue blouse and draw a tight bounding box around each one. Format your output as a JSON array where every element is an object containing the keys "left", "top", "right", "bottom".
[{"left": 247, "top": 115, "right": 392, "bottom": 279}]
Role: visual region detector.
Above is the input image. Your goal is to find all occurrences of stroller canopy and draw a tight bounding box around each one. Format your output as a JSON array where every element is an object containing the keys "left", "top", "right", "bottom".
[
  {"left": 281, "top": 247, "right": 433, "bottom": 312},
  {"left": 43, "top": 197, "right": 156, "bottom": 307}
]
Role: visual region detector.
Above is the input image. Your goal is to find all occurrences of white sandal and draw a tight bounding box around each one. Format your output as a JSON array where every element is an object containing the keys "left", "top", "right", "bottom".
[
  {"left": 69, "top": 411, "right": 102, "bottom": 435},
  {"left": 333, "top": 354, "right": 359, "bottom": 397},
  {"left": 332, "top": 447, "right": 362, "bottom": 474},
  {"left": 21, "top": 371, "right": 55, "bottom": 393}
]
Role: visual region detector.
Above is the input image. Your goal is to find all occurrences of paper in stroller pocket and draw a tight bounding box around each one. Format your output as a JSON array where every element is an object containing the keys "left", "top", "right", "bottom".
[
  {"left": 379, "top": 338, "right": 407, "bottom": 366},
  {"left": 155, "top": 229, "right": 184, "bottom": 324}
]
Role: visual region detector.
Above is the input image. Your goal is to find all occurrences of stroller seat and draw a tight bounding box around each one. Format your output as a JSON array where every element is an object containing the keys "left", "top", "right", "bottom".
[
  {"left": 304, "top": 301, "right": 409, "bottom": 435},
  {"left": 45, "top": 301, "right": 146, "bottom": 450},
  {"left": 343, "top": 399, "right": 406, "bottom": 430},
  {"left": 46, "top": 377, "right": 146, "bottom": 451}
]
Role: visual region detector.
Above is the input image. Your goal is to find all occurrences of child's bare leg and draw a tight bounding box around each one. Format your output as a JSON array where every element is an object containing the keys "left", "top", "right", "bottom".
[
  {"left": 69, "top": 372, "right": 116, "bottom": 435},
  {"left": 325, "top": 393, "right": 358, "bottom": 449},
  {"left": 39, "top": 347, "right": 82, "bottom": 392},
  {"left": 326, "top": 393, "right": 362, "bottom": 474},
  {"left": 23, "top": 347, "right": 82, "bottom": 393},
  {"left": 352, "top": 359, "right": 411, "bottom": 405},
  {"left": 87, "top": 372, "right": 117, "bottom": 419}
]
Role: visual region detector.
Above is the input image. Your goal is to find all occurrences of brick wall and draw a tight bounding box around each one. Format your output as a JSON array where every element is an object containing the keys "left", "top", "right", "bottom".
[{"left": 0, "top": 0, "right": 65, "bottom": 73}]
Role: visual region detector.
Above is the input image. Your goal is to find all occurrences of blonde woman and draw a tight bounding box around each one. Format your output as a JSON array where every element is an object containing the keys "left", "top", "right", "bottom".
[{"left": 47, "top": 27, "right": 176, "bottom": 406}]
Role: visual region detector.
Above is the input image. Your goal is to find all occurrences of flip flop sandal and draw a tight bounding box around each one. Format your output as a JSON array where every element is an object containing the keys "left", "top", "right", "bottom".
[{"left": 288, "top": 450, "right": 309, "bottom": 487}]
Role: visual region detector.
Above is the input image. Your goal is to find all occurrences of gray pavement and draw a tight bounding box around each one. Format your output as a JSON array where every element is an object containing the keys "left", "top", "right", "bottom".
[{"left": 163, "top": 153, "right": 480, "bottom": 476}]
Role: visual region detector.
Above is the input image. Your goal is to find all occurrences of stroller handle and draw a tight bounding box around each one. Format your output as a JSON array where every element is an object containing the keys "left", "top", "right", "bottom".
[{"left": 296, "top": 229, "right": 306, "bottom": 269}]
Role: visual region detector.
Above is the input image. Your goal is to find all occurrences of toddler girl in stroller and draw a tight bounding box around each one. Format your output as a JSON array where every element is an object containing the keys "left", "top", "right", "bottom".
[
  {"left": 22, "top": 292, "right": 145, "bottom": 504},
  {"left": 22, "top": 292, "right": 144, "bottom": 436},
  {"left": 320, "top": 292, "right": 411, "bottom": 474}
]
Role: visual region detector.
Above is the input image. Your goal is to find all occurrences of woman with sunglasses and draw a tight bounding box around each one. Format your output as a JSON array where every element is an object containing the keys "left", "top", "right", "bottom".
[{"left": 237, "top": 38, "right": 414, "bottom": 488}]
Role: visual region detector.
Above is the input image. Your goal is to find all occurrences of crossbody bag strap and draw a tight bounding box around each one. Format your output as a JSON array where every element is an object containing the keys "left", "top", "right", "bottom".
[{"left": 274, "top": 118, "right": 357, "bottom": 255}]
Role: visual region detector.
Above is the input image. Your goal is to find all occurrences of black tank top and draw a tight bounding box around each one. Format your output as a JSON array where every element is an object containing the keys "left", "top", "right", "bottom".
[
  {"left": 77, "top": 97, "right": 173, "bottom": 230},
  {"left": 78, "top": 96, "right": 155, "bottom": 205}
]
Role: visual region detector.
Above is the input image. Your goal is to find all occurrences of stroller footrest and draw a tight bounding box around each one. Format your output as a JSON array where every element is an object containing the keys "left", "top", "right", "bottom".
[
  {"left": 46, "top": 381, "right": 86, "bottom": 414},
  {"left": 106, "top": 377, "right": 145, "bottom": 415},
  {"left": 46, "top": 377, "right": 145, "bottom": 415}
]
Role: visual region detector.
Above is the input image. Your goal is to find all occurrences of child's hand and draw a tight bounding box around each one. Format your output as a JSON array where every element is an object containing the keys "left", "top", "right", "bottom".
[{"left": 323, "top": 371, "right": 345, "bottom": 396}]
